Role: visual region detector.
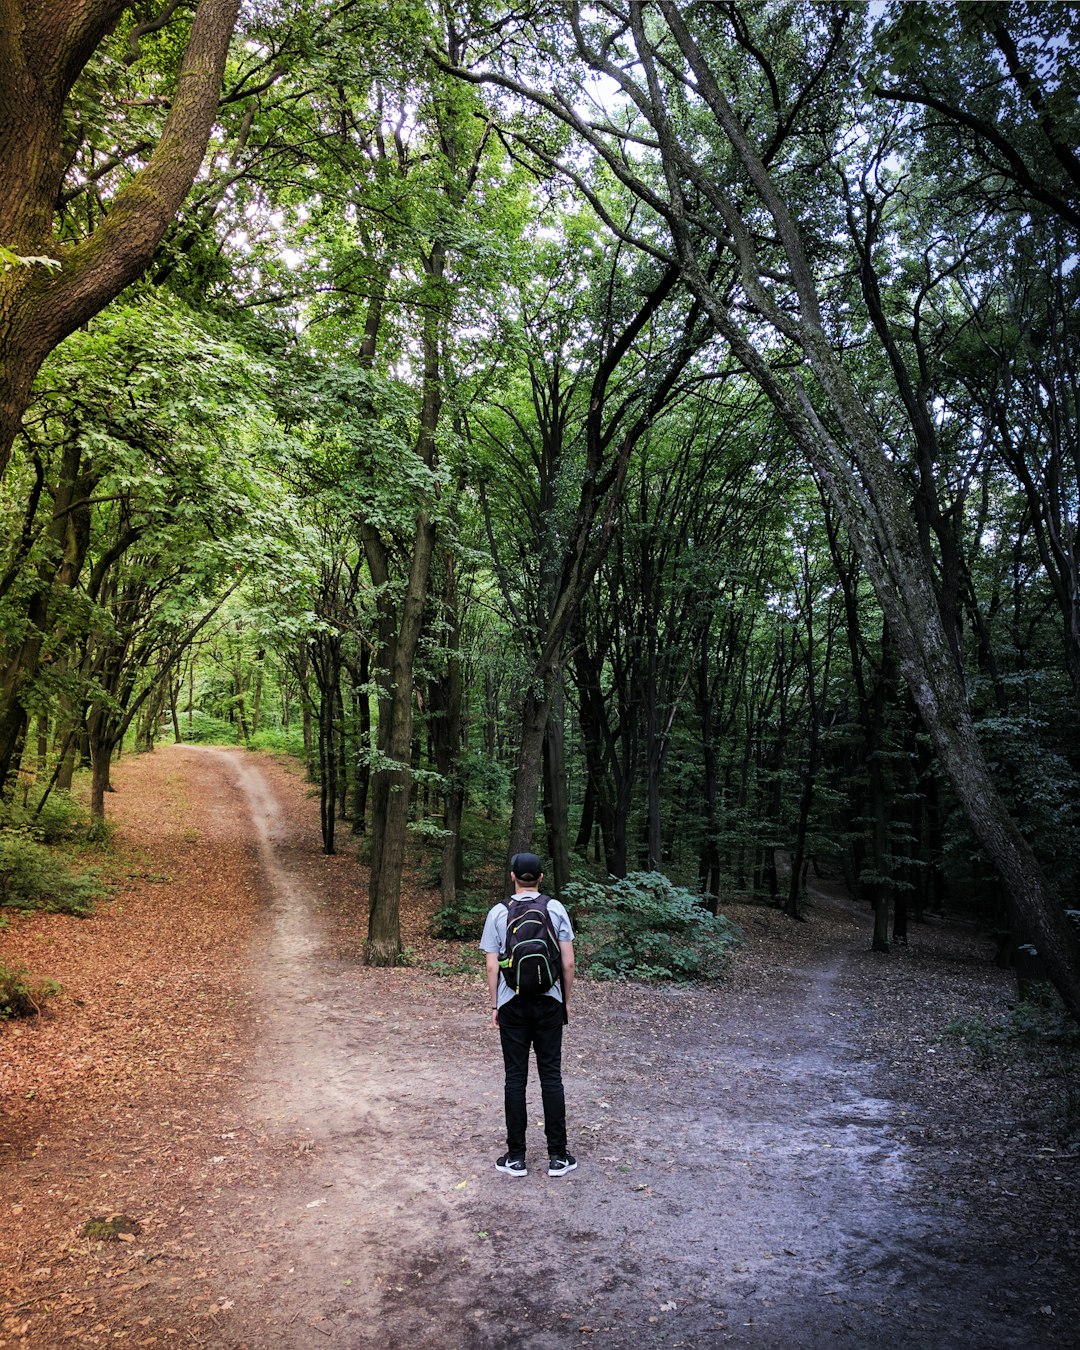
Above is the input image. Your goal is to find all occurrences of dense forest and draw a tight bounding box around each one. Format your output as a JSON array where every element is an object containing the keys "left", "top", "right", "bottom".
[{"left": 1, "top": 2, "right": 1078, "bottom": 1010}]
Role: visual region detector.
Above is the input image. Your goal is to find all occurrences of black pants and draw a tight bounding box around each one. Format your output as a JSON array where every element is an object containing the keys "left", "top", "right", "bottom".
[{"left": 498, "top": 995, "right": 567, "bottom": 1158}]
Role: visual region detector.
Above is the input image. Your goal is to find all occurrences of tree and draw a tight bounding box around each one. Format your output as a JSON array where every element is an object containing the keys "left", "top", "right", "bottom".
[
  {"left": 446, "top": 1, "right": 1080, "bottom": 1015},
  {"left": 0, "top": 0, "right": 241, "bottom": 477},
  {"left": 0, "top": 292, "right": 284, "bottom": 811}
]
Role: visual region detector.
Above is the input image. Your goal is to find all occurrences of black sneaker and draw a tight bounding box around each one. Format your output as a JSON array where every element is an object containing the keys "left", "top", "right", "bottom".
[
  {"left": 495, "top": 1153, "right": 528, "bottom": 1177},
  {"left": 547, "top": 1153, "right": 577, "bottom": 1176}
]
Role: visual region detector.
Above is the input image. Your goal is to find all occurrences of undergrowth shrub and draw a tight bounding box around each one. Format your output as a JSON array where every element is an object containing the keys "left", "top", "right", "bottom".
[
  {"left": 430, "top": 889, "right": 491, "bottom": 942},
  {"left": 5, "top": 789, "right": 108, "bottom": 846},
  {"left": 945, "top": 983, "right": 1080, "bottom": 1062},
  {"left": 563, "top": 871, "right": 741, "bottom": 982},
  {"left": 174, "top": 711, "right": 239, "bottom": 744},
  {"left": 249, "top": 726, "right": 308, "bottom": 757},
  {"left": 0, "top": 959, "right": 60, "bottom": 1018},
  {"left": 0, "top": 830, "right": 103, "bottom": 915}
]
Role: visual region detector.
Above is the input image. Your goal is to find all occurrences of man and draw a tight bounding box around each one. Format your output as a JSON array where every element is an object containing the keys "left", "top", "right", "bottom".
[{"left": 480, "top": 852, "right": 577, "bottom": 1178}]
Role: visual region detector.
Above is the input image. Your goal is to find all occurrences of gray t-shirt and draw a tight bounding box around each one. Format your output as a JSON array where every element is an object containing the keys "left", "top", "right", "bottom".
[{"left": 480, "top": 891, "right": 574, "bottom": 1010}]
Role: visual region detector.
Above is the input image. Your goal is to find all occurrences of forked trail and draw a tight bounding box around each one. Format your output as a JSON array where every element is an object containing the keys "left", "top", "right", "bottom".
[{"left": 1, "top": 744, "right": 1075, "bottom": 1348}]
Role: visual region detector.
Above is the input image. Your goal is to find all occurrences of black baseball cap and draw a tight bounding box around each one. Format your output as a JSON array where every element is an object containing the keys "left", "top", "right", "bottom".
[{"left": 510, "top": 852, "right": 543, "bottom": 881}]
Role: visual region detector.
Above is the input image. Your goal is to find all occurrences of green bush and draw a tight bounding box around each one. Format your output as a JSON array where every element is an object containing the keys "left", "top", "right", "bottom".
[
  {"left": 249, "top": 725, "right": 308, "bottom": 757},
  {"left": 563, "top": 871, "right": 742, "bottom": 983},
  {"left": 4, "top": 789, "right": 103, "bottom": 846},
  {"left": 0, "top": 830, "right": 102, "bottom": 916},
  {"left": 0, "top": 959, "right": 61, "bottom": 1018},
  {"left": 430, "top": 889, "right": 492, "bottom": 941},
  {"left": 174, "top": 711, "right": 240, "bottom": 744}
]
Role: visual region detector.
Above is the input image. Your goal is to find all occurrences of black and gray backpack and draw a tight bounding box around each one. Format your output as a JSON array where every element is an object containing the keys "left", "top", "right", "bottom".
[{"left": 498, "top": 895, "right": 562, "bottom": 996}]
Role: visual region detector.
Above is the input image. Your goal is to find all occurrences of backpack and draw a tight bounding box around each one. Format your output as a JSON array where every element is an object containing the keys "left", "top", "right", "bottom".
[{"left": 498, "top": 895, "right": 562, "bottom": 996}]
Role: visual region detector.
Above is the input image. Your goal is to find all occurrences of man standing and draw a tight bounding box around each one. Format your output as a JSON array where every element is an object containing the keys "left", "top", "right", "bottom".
[{"left": 480, "top": 852, "right": 577, "bottom": 1178}]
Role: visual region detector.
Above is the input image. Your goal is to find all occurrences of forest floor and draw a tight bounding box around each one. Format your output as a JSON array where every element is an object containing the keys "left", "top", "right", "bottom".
[{"left": 1, "top": 744, "right": 1078, "bottom": 1350}]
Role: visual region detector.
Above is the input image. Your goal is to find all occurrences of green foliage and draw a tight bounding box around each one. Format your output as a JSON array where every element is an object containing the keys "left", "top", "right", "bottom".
[
  {"left": 427, "top": 951, "right": 483, "bottom": 978},
  {"left": 248, "top": 725, "right": 308, "bottom": 758},
  {"left": 459, "top": 753, "right": 510, "bottom": 819},
  {"left": 0, "top": 960, "right": 61, "bottom": 1018},
  {"left": 430, "top": 889, "right": 491, "bottom": 942},
  {"left": 175, "top": 711, "right": 241, "bottom": 745},
  {"left": 4, "top": 790, "right": 100, "bottom": 847},
  {"left": 0, "top": 831, "right": 103, "bottom": 916},
  {"left": 563, "top": 872, "right": 741, "bottom": 983}
]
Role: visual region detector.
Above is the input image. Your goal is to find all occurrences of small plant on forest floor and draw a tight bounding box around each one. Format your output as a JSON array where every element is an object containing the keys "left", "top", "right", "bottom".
[
  {"left": 3, "top": 788, "right": 111, "bottom": 848},
  {"left": 428, "top": 950, "right": 482, "bottom": 978},
  {"left": 945, "top": 982, "right": 1080, "bottom": 1062},
  {"left": 0, "top": 959, "right": 61, "bottom": 1018},
  {"left": 430, "top": 890, "right": 491, "bottom": 942},
  {"left": 562, "top": 871, "right": 742, "bottom": 983},
  {"left": 0, "top": 830, "right": 103, "bottom": 916}
]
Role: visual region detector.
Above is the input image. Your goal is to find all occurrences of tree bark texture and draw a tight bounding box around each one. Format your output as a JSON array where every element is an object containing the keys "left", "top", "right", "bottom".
[
  {"left": 364, "top": 259, "right": 443, "bottom": 963},
  {"left": 0, "top": 0, "right": 241, "bottom": 476}
]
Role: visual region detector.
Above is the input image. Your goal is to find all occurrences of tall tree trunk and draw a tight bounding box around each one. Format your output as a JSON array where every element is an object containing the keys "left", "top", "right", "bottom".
[
  {"left": 365, "top": 517, "right": 437, "bottom": 963},
  {"left": 365, "top": 254, "right": 444, "bottom": 963},
  {"left": 542, "top": 679, "right": 570, "bottom": 895},
  {"left": 0, "top": 436, "right": 91, "bottom": 790},
  {"left": 697, "top": 636, "right": 722, "bottom": 910},
  {"left": 251, "top": 650, "right": 265, "bottom": 735},
  {"left": 429, "top": 554, "right": 464, "bottom": 909},
  {"left": 351, "top": 647, "right": 371, "bottom": 834},
  {"left": 644, "top": 626, "right": 663, "bottom": 872},
  {"left": 509, "top": 674, "right": 555, "bottom": 859}
]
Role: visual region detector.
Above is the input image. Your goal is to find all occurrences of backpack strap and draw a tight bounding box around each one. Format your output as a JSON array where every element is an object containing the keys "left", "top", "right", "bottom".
[{"left": 537, "top": 895, "right": 563, "bottom": 989}]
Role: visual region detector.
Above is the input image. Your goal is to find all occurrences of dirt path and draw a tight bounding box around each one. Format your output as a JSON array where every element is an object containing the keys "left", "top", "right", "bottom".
[{"left": 3, "top": 745, "right": 1078, "bottom": 1348}]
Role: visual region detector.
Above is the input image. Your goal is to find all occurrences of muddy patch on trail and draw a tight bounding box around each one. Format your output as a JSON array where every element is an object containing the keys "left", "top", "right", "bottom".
[{"left": 3, "top": 744, "right": 1077, "bottom": 1348}]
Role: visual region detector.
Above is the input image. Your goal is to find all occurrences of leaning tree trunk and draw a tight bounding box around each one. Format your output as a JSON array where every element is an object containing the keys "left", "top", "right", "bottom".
[{"left": 646, "top": 2, "right": 1080, "bottom": 1018}]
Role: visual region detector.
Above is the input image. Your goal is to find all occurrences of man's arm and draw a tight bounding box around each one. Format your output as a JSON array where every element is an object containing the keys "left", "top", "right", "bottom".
[
  {"left": 486, "top": 951, "right": 501, "bottom": 1028},
  {"left": 559, "top": 940, "right": 575, "bottom": 1012}
]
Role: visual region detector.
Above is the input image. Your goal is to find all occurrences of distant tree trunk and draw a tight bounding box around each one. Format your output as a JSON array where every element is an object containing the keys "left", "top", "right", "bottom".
[
  {"left": 868, "top": 752, "right": 890, "bottom": 952},
  {"left": 429, "top": 551, "right": 465, "bottom": 909},
  {"left": 645, "top": 664, "right": 663, "bottom": 872},
  {"left": 697, "top": 637, "right": 722, "bottom": 911},
  {"left": 169, "top": 674, "right": 182, "bottom": 744},
  {"left": 251, "top": 650, "right": 265, "bottom": 735},
  {"left": 351, "top": 647, "right": 371, "bottom": 834},
  {"left": 232, "top": 643, "right": 250, "bottom": 743},
  {"left": 311, "top": 635, "right": 341, "bottom": 855},
  {"left": 36, "top": 714, "right": 48, "bottom": 779},
  {"left": 574, "top": 777, "right": 595, "bottom": 856},
  {"left": 509, "top": 673, "right": 555, "bottom": 859},
  {"left": 542, "top": 679, "right": 570, "bottom": 895},
  {"left": 365, "top": 262, "right": 443, "bottom": 963},
  {"left": 86, "top": 706, "right": 119, "bottom": 820},
  {"left": 336, "top": 681, "right": 348, "bottom": 821}
]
